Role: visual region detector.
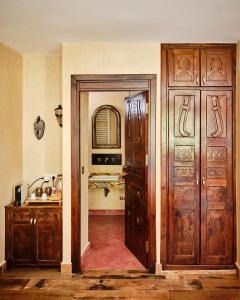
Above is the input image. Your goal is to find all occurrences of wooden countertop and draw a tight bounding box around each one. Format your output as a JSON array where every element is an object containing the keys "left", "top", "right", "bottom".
[{"left": 5, "top": 202, "right": 62, "bottom": 208}]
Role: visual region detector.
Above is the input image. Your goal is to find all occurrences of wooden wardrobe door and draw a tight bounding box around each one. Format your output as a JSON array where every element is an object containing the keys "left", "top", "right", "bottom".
[
  {"left": 201, "top": 48, "right": 232, "bottom": 86},
  {"left": 200, "top": 90, "right": 233, "bottom": 265},
  {"left": 168, "top": 49, "right": 200, "bottom": 87},
  {"left": 125, "top": 92, "right": 148, "bottom": 267},
  {"left": 168, "top": 90, "right": 200, "bottom": 265}
]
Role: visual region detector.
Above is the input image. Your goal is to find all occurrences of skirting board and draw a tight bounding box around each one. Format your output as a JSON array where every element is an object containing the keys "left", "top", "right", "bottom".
[
  {"left": 155, "top": 263, "right": 163, "bottom": 274},
  {"left": 0, "top": 261, "right": 7, "bottom": 276},
  {"left": 60, "top": 263, "right": 72, "bottom": 274},
  {"left": 89, "top": 209, "right": 124, "bottom": 216},
  {"left": 236, "top": 262, "right": 240, "bottom": 278},
  {"left": 81, "top": 242, "right": 91, "bottom": 265},
  {"left": 160, "top": 269, "right": 236, "bottom": 278}
]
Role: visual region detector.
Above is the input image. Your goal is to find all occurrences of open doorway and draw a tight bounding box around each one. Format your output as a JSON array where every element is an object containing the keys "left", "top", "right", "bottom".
[
  {"left": 71, "top": 75, "right": 156, "bottom": 273},
  {"left": 81, "top": 91, "right": 147, "bottom": 270}
]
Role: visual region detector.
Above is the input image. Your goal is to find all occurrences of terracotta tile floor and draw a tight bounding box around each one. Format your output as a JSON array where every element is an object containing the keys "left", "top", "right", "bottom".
[{"left": 81, "top": 215, "right": 146, "bottom": 270}]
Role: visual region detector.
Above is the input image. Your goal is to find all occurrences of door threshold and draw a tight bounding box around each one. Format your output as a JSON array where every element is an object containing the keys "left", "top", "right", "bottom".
[
  {"left": 76, "top": 269, "right": 165, "bottom": 279},
  {"left": 81, "top": 269, "right": 148, "bottom": 273}
]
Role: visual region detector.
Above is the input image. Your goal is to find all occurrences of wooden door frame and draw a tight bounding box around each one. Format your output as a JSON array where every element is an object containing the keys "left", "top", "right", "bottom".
[
  {"left": 71, "top": 74, "right": 157, "bottom": 273},
  {"left": 160, "top": 43, "right": 236, "bottom": 270}
]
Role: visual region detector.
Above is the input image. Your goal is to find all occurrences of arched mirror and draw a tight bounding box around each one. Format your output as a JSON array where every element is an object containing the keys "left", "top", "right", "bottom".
[{"left": 92, "top": 105, "right": 121, "bottom": 149}]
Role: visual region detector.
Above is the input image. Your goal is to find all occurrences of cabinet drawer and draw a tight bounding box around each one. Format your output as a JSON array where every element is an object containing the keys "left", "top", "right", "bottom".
[
  {"left": 13, "top": 209, "right": 32, "bottom": 222},
  {"left": 36, "top": 208, "right": 60, "bottom": 222}
]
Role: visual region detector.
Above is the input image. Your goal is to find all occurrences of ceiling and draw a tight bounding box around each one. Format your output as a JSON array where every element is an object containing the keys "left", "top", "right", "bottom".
[{"left": 0, "top": 0, "right": 240, "bottom": 53}]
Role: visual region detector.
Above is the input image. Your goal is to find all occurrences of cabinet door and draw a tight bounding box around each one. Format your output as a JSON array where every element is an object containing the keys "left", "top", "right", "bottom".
[
  {"left": 168, "top": 49, "right": 200, "bottom": 87},
  {"left": 35, "top": 208, "right": 61, "bottom": 265},
  {"left": 168, "top": 90, "right": 200, "bottom": 265},
  {"left": 201, "top": 48, "right": 232, "bottom": 86},
  {"left": 12, "top": 209, "right": 34, "bottom": 264},
  {"left": 200, "top": 90, "right": 233, "bottom": 265}
]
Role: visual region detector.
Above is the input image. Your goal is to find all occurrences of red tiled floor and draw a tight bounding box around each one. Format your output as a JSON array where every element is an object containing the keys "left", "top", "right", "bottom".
[{"left": 81, "top": 215, "right": 146, "bottom": 270}]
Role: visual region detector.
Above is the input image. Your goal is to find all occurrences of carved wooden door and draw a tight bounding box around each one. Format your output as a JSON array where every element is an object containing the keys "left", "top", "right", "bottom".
[
  {"left": 124, "top": 91, "right": 148, "bottom": 268},
  {"left": 168, "top": 90, "right": 200, "bottom": 264},
  {"left": 201, "top": 48, "right": 232, "bottom": 86},
  {"left": 200, "top": 90, "right": 233, "bottom": 264},
  {"left": 168, "top": 48, "right": 200, "bottom": 87}
]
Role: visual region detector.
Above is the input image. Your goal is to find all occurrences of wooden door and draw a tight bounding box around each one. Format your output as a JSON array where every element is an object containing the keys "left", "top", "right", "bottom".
[
  {"left": 201, "top": 48, "right": 232, "bottom": 86},
  {"left": 200, "top": 90, "right": 233, "bottom": 265},
  {"left": 35, "top": 208, "right": 61, "bottom": 265},
  {"left": 168, "top": 48, "right": 200, "bottom": 87},
  {"left": 11, "top": 209, "right": 34, "bottom": 264},
  {"left": 124, "top": 91, "right": 148, "bottom": 268},
  {"left": 168, "top": 90, "right": 200, "bottom": 265}
]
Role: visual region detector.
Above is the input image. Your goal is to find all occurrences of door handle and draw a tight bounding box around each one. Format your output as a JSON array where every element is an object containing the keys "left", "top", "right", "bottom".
[
  {"left": 30, "top": 218, "right": 33, "bottom": 225},
  {"left": 202, "top": 177, "right": 206, "bottom": 188},
  {"left": 202, "top": 73, "right": 206, "bottom": 85},
  {"left": 195, "top": 177, "right": 199, "bottom": 186},
  {"left": 122, "top": 165, "right": 128, "bottom": 177},
  {"left": 33, "top": 218, "right": 37, "bottom": 225},
  {"left": 196, "top": 74, "right": 199, "bottom": 85}
]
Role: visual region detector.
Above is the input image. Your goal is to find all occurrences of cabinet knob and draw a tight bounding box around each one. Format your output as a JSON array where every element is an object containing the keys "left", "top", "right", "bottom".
[
  {"left": 33, "top": 218, "right": 36, "bottom": 225},
  {"left": 30, "top": 218, "right": 33, "bottom": 225}
]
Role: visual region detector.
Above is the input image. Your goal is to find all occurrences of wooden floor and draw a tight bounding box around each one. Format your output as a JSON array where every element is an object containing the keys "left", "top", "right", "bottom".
[{"left": 0, "top": 268, "right": 240, "bottom": 299}]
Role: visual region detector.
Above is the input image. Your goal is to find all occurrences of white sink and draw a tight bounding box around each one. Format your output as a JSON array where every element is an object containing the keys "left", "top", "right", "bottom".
[{"left": 89, "top": 175, "right": 119, "bottom": 182}]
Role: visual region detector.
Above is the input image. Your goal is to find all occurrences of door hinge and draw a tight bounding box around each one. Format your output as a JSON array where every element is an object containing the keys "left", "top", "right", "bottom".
[
  {"left": 145, "top": 154, "right": 148, "bottom": 166},
  {"left": 145, "top": 103, "right": 149, "bottom": 115},
  {"left": 146, "top": 241, "right": 149, "bottom": 254}
]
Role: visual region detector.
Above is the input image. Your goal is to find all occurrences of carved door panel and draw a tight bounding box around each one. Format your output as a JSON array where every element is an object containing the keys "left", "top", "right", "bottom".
[
  {"left": 168, "top": 49, "right": 200, "bottom": 87},
  {"left": 125, "top": 91, "right": 148, "bottom": 268},
  {"left": 35, "top": 208, "right": 61, "bottom": 264},
  {"left": 168, "top": 90, "right": 200, "bottom": 265},
  {"left": 200, "top": 90, "right": 233, "bottom": 265},
  {"left": 12, "top": 209, "right": 34, "bottom": 264},
  {"left": 201, "top": 49, "right": 232, "bottom": 86}
]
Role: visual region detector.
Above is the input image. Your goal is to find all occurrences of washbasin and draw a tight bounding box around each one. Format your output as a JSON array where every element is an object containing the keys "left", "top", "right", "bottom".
[{"left": 89, "top": 174, "right": 119, "bottom": 182}]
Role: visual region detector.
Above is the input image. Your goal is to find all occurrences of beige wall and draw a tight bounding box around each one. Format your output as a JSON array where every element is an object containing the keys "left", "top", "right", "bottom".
[
  {"left": 88, "top": 92, "right": 126, "bottom": 210},
  {"left": 0, "top": 43, "right": 23, "bottom": 264},
  {"left": 22, "top": 54, "right": 62, "bottom": 186},
  {"left": 62, "top": 43, "right": 161, "bottom": 266}
]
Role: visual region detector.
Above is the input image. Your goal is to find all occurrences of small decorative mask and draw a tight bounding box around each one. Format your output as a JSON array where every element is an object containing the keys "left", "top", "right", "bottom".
[{"left": 34, "top": 116, "right": 45, "bottom": 140}]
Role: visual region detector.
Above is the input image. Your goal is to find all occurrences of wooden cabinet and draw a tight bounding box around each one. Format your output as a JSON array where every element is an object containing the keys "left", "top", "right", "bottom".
[
  {"left": 161, "top": 44, "right": 235, "bottom": 269},
  {"left": 5, "top": 204, "right": 62, "bottom": 267}
]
